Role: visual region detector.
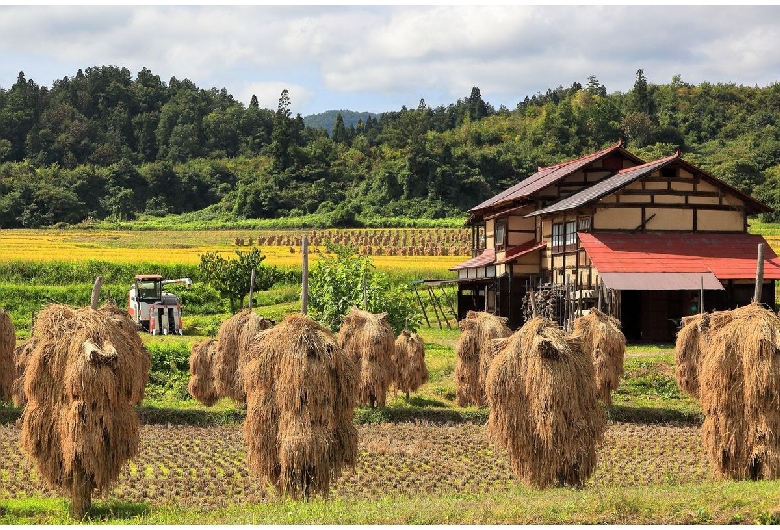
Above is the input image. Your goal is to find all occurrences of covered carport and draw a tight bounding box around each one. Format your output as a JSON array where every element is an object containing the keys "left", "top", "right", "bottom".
[{"left": 579, "top": 232, "right": 780, "bottom": 342}]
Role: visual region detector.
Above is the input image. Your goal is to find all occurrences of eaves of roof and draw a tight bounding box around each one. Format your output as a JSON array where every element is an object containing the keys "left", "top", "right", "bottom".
[
  {"left": 449, "top": 248, "right": 496, "bottom": 271},
  {"left": 495, "top": 240, "right": 546, "bottom": 265}
]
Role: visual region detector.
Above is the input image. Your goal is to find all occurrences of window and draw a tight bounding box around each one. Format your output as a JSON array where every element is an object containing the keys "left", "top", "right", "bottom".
[
  {"left": 578, "top": 216, "right": 591, "bottom": 232},
  {"left": 495, "top": 222, "right": 506, "bottom": 250},
  {"left": 552, "top": 223, "right": 564, "bottom": 251},
  {"left": 552, "top": 221, "right": 578, "bottom": 252},
  {"left": 474, "top": 224, "right": 486, "bottom": 250},
  {"left": 136, "top": 280, "right": 161, "bottom": 301},
  {"left": 565, "top": 220, "right": 577, "bottom": 250}
]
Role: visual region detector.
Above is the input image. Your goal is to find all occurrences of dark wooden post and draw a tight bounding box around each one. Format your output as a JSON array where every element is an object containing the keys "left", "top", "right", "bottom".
[
  {"left": 754, "top": 243, "right": 765, "bottom": 304},
  {"left": 700, "top": 275, "right": 704, "bottom": 314}
]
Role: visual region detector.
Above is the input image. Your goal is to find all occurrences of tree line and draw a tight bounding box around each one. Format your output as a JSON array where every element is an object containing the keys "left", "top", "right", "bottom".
[{"left": 2, "top": 66, "right": 780, "bottom": 228}]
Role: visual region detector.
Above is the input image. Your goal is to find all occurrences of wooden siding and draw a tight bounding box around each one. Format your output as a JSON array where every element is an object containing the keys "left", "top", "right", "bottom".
[
  {"left": 688, "top": 195, "right": 720, "bottom": 205},
  {"left": 594, "top": 207, "right": 642, "bottom": 230},
  {"left": 698, "top": 209, "right": 743, "bottom": 231},
  {"left": 645, "top": 208, "right": 694, "bottom": 230},
  {"left": 507, "top": 214, "right": 535, "bottom": 247}
]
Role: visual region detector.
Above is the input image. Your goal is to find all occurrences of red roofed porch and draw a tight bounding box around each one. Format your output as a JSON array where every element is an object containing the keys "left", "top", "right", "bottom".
[{"left": 578, "top": 232, "right": 779, "bottom": 342}]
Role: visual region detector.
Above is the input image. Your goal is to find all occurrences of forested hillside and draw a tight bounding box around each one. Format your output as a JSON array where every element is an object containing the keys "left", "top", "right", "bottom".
[
  {"left": 2, "top": 66, "right": 780, "bottom": 228},
  {"left": 303, "top": 110, "right": 377, "bottom": 135}
]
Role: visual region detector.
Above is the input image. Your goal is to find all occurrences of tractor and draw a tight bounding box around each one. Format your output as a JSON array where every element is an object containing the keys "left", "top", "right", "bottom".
[{"left": 128, "top": 274, "right": 192, "bottom": 335}]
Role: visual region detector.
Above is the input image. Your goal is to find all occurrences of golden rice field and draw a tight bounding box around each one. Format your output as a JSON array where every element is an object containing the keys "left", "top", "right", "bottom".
[{"left": 0, "top": 229, "right": 470, "bottom": 271}]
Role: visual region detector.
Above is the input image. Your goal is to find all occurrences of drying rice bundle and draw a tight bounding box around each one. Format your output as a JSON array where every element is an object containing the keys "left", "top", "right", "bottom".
[
  {"left": 477, "top": 314, "right": 512, "bottom": 392},
  {"left": 213, "top": 309, "right": 274, "bottom": 403},
  {"left": 337, "top": 307, "right": 395, "bottom": 408},
  {"left": 20, "top": 303, "right": 150, "bottom": 518},
  {"left": 572, "top": 308, "right": 626, "bottom": 406},
  {"left": 486, "top": 316, "right": 606, "bottom": 488},
  {"left": 674, "top": 309, "right": 737, "bottom": 398},
  {"left": 393, "top": 330, "right": 428, "bottom": 397},
  {"left": 0, "top": 308, "right": 14, "bottom": 402},
  {"left": 454, "top": 313, "right": 481, "bottom": 407},
  {"left": 12, "top": 338, "right": 36, "bottom": 407},
  {"left": 455, "top": 311, "right": 511, "bottom": 407},
  {"left": 699, "top": 303, "right": 780, "bottom": 480},
  {"left": 675, "top": 313, "right": 710, "bottom": 398},
  {"left": 242, "top": 313, "right": 358, "bottom": 499},
  {"left": 188, "top": 339, "right": 219, "bottom": 406}
]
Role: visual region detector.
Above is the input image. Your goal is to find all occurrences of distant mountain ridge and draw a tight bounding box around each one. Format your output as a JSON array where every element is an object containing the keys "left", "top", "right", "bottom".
[{"left": 303, "top": 109, "right": 379, "bottom": 134}]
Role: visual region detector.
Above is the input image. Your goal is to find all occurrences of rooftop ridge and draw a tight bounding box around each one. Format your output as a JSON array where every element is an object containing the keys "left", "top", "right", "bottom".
[
  {"left": 469, "top": 141, "right": 632, "bottom": 213},
  {"left": 613, "top": 150, "right": 680, "bottom": 174},
  {"left": 538, "top": 140, "right": 624, "bottom": 172}
]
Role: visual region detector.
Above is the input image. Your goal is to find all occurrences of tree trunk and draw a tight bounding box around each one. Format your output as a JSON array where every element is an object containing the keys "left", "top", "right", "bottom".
[{"left": 70, "top": 463, "right": 92, "bottom": 520}]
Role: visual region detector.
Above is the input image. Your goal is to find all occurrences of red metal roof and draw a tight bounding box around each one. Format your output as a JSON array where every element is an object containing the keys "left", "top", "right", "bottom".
[
  {"left": 579, "top": 232, "right": 780, "bottom": 280},
  {"left": 469, "top": 141, "right": 643, "bottom": 214},
  {"left": 449, "top": 248, "right": 495, "bottom": 271},
  {"left": 496, "top": 240, "right": 547, "bottom": 265}
]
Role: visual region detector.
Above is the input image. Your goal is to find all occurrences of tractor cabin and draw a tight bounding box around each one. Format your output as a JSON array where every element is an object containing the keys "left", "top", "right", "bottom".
[{"left": 451, "top": 141, "right": 780, "bottom": 343}]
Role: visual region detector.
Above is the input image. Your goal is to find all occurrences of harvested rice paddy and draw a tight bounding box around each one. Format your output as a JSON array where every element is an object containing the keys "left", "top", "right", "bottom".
[{"left": 0, "top": 421, "right": 710, "bottom": 509}]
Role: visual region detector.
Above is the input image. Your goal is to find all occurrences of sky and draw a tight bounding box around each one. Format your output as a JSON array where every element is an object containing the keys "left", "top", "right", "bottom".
[{"left": 1, "top": 5, "right": 780, "bottom": 117}]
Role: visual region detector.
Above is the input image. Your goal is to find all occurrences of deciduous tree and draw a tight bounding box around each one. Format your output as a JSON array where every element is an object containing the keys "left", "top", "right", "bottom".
[{"left": 199, "top": 248, "right": 280, "bottom": 313}]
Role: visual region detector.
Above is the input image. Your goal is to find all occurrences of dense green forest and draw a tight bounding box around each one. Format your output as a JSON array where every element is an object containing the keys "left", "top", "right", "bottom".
[{"left": 2, "top": 66, "right": 780, "bottom": 228}]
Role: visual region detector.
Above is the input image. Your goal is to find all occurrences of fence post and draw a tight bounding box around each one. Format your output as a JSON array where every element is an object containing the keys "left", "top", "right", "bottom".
[
  {"left": 90, "top": 276, "right": 103, "bottom": 310},
  {"left": 754, "top": 243, "right": 765, "bottom": 303},
  {"left": 248, "top": 268, "right": 255, "bottom": 310},
  {"left": 301, "top": 236, "right": 308, "bottom": 315}
]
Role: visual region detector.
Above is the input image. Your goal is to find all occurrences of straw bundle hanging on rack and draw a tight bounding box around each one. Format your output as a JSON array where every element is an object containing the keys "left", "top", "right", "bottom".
[
  {"left": 337, "top": 307, "right": 394, "bottom": 408},
  {"left": 20, "top": 303, "right": 150, "bottom": 518},
  {"left": 486, "top": 316, "right": 606, "bottom": 488},
  {"left": 213, "top": 309, "right": 274, "bottom": 403},
  {"left": 674, "top": 309, "right": 736, "bottom": 398},
  {"left": 698, "top": 303, "right": 780, "bottom": 479},
  {"left": 12, "top": 338, "right": 36, "bottom": 406},
  {"left": 393, "top": 330, "right": 428, "bottom": 398},
  {"left": 455, "top": 311, "right": 511, "bottom": 407},
  {"left": 188, "top": 339, "right": 219, "bottom": 406},
  {"left": 0, "top": 308, "right": 15, "bottom": 402},
  {"left": 572, "top": 307, "right": 626, "bottom": 406},
  {"left": 241, "top": 313, "right": 358, "bottom": 499}
]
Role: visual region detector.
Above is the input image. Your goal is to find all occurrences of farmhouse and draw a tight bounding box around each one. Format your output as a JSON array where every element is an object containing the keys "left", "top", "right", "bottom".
[{"left": 451, "top": 140, "right": 780, "bottom": 342}]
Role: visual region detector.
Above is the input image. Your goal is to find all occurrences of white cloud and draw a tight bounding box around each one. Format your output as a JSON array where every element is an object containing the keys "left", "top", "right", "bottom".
[
  {"left": 237, "top": 81, "right": 315, "bottom": 114},
  {"left": 1, "top": 5, "right": 779, "bottom": 114}
]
